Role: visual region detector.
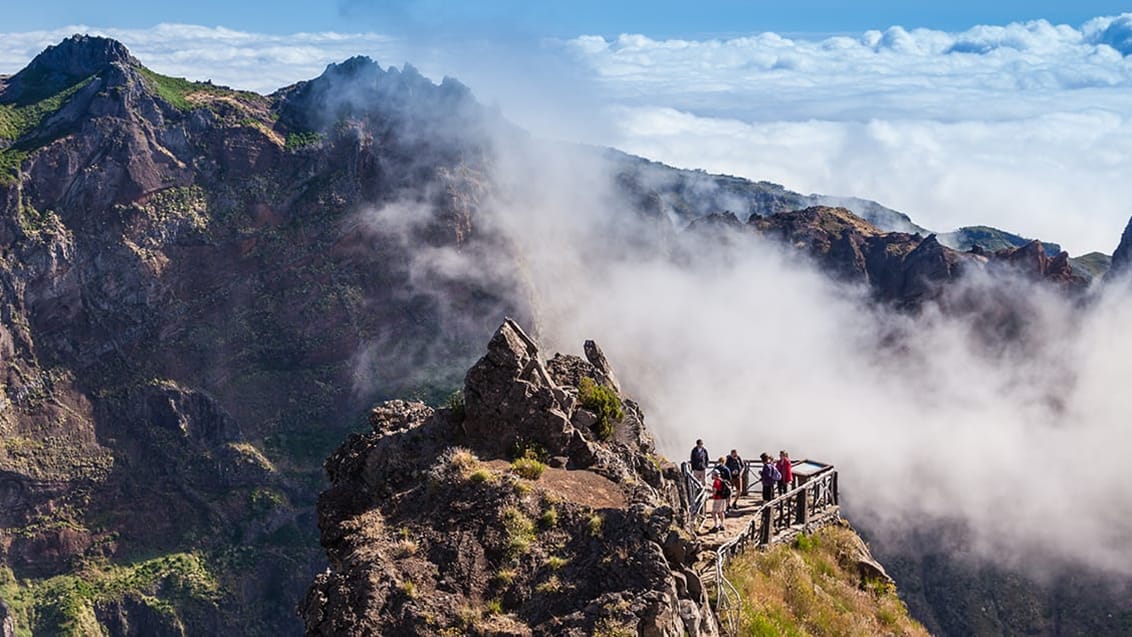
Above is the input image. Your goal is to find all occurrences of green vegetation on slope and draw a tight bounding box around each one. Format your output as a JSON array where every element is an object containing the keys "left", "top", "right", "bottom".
[
  {"left": 0, "top": 552, "right": 220, "bottom": 636},
  {"left": 134, "top": 66, "right": 207, "bottom": 111},
  {"left": 135, "top": 66, "right": 260, "bottom": 112},
  {"left": 0, "top": 77, "right": 92, "bottom": 185},
  {"left": 725, "top": 525, "right": 928, "bottom": 637},
  {"left": 284, "top": 130, "right": 323, "bottom": 151}
]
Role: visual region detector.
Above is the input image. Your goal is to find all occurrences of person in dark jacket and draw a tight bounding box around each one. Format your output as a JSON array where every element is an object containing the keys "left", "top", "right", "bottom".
[
  {"left": 690, "top": 439, "right": 709, "bottom": 486},
  {"left": 776, "top": 450, "right": 794, "bottom": 495},
  {"left": 759, "top": 452, "right": 778, "bottom": 502},
  {"left": 724, "top": 449, "right": 744, "bottom": 506}
]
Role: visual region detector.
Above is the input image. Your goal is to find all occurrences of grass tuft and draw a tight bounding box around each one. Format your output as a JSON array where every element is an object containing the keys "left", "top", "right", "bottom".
[
  {"left": 586, "top": 512, "right": 603, "bottom": 537},
  {"left": 501, "top": 507, "right": 535, "bottom": 558},
  {"left": 511, "top": 456, "right": 547, "bottom": 480},
  {"left": 538, "top": 507, "right": 558, "bottom": 529}
]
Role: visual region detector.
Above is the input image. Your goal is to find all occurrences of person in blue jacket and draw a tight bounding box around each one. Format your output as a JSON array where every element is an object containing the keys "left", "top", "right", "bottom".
[{"left": 759, "top": 452, "right": 781, "bottom": 502}]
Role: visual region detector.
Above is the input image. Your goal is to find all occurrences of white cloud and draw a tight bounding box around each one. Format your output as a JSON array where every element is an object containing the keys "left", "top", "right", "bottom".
[
  {"left": 475, "top": 133, "right": 1132, "bottom": 577},
  {"left": 561, "top": 15, "right": 1132, "bottom": 254},
  {"left": 605, "top": 106, "right": 1132, "bottom": 255}
]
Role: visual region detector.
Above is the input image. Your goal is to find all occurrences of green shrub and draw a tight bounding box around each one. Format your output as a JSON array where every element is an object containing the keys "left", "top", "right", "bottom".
[
  {"left": 136, "top": 67, "right": 197, "bottom": 111},
  {"left": 484, "top": 598, "right": 503, "bottom": 615},
  {"left": 284, "top": 130, "right": 323, "bottom": 151},
  {"left": 794, "top": 534, "right": 818, "bottom": 553},
  {"left": 511, "top": 457, "right": 547, "bottom": 480},
  {"left": 401, "top": 580, "right": 417, "bottom": 598},
  {"left": 545, "top": 556, "right": 569, "bottom": 570},
  {"left": 577, "top": 377, "right": 623, "bottom": 441}
]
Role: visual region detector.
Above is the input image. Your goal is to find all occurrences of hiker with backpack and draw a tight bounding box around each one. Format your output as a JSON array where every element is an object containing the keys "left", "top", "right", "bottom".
[
  {"left": 759, "top": 452, "right": 781, "bottom": 502},
  {"left": 714, "top": 456, "right": 732, "bottom": 512},
  {"left": 776, "top": 450, "right": 794, "bottom": 495},
  {"left": 709, "top": 468, "right": 730, "bottom": 532},
  {"left": 724, "top": 449, "right": 744, "bottom": 506}
]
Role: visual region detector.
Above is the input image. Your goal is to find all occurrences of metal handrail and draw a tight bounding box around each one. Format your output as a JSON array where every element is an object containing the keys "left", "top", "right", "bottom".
[{"left": 680, "top": 461, "right": 710, "bottom": 524}]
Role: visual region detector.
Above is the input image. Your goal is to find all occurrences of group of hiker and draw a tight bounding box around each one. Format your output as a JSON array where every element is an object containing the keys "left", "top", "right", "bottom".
[{"left": 689, "top": 439, "right": 794, "bottom": 533}]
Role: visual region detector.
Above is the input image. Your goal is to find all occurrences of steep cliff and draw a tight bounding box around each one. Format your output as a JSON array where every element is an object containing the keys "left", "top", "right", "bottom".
[{"left": 303, "top": 319, "right": 717, "bottom": 636}]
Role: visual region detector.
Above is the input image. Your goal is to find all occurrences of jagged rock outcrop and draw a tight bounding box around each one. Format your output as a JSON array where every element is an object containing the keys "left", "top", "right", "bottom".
[
  {"left": 1106, "top": 215, "right": 1132, "bottom": 281},
  {"left": 302, "top": 320, "right": 717, "bottom": 636}
]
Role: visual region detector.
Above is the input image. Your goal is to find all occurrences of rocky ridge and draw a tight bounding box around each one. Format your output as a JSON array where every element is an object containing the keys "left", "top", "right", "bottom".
[
  {"left": 697, "top": 205, "right": 1089, "bottom": 306},
  {"left": 302, "top": 319, "right": 718, "bottom": 636}
]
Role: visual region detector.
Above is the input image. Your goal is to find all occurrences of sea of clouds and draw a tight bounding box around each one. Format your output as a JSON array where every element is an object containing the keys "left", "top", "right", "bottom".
[{"left": 4, "top": 15, "right": 1132, "bottom": 252}]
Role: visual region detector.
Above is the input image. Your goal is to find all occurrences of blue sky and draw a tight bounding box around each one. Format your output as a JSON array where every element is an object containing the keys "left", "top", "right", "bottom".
[{"left": 6, "top": 0, "right": 1132, "bottom": 38}]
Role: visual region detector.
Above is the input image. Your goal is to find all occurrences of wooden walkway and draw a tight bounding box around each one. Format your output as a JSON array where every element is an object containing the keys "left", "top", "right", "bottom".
[{"left": 694, "top": 488, "right": 776, "bottom": 550}]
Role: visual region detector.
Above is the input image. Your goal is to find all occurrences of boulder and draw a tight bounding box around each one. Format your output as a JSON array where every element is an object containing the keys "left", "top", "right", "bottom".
[{"left": 462, "top": 319, "right": 576, "bottom": 455}]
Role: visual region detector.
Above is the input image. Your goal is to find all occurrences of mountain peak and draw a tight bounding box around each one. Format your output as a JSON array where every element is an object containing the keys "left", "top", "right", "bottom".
[{"left": 2, "top": 34, "right": 136, "bottom": 105}]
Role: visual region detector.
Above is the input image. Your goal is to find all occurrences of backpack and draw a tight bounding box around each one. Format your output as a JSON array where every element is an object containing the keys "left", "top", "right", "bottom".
[
  {"left": 718, "top": 479, "right": 732, "bottom": 499},
  {"left": 765, "top": 464, "right": 782, "bottom": 483}
]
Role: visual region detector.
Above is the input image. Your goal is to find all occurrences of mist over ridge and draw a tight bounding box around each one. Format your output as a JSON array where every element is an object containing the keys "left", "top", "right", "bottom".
[{"left": 371, "top": 107, "right": 1132, "bottom": 581}]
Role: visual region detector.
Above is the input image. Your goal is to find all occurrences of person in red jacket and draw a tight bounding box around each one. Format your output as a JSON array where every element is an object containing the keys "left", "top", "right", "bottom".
[
  {"left": 776, "top": 450, "right": 793, "bottom": 495},
  {"left": 709, "top": 469, "right": 727, "bottom": 532}
]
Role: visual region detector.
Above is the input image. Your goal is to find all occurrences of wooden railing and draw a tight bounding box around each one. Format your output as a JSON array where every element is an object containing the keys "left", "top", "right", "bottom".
[{"left": 712, "top": 467, "right": 839, "bottom": 633}]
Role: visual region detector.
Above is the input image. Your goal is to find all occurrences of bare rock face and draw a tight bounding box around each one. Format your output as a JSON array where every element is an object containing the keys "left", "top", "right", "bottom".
[
  {"left": 302, "top": 320, "right": 716, "bottom": 636},
  {"left": 0, "top": 600, "right": 14, "bottom": 637},
  {"left": 463, "top": 318, "right": 577, "bottom": 456},
  {"left": 1106, "top": 215, "right": 1132, "bottom": 281}
]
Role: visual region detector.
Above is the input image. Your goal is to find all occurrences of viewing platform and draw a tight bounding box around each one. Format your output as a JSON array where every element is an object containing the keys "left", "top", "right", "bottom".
[{"left": 680, "top": 458, "right": 841, "bottom": 633}]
